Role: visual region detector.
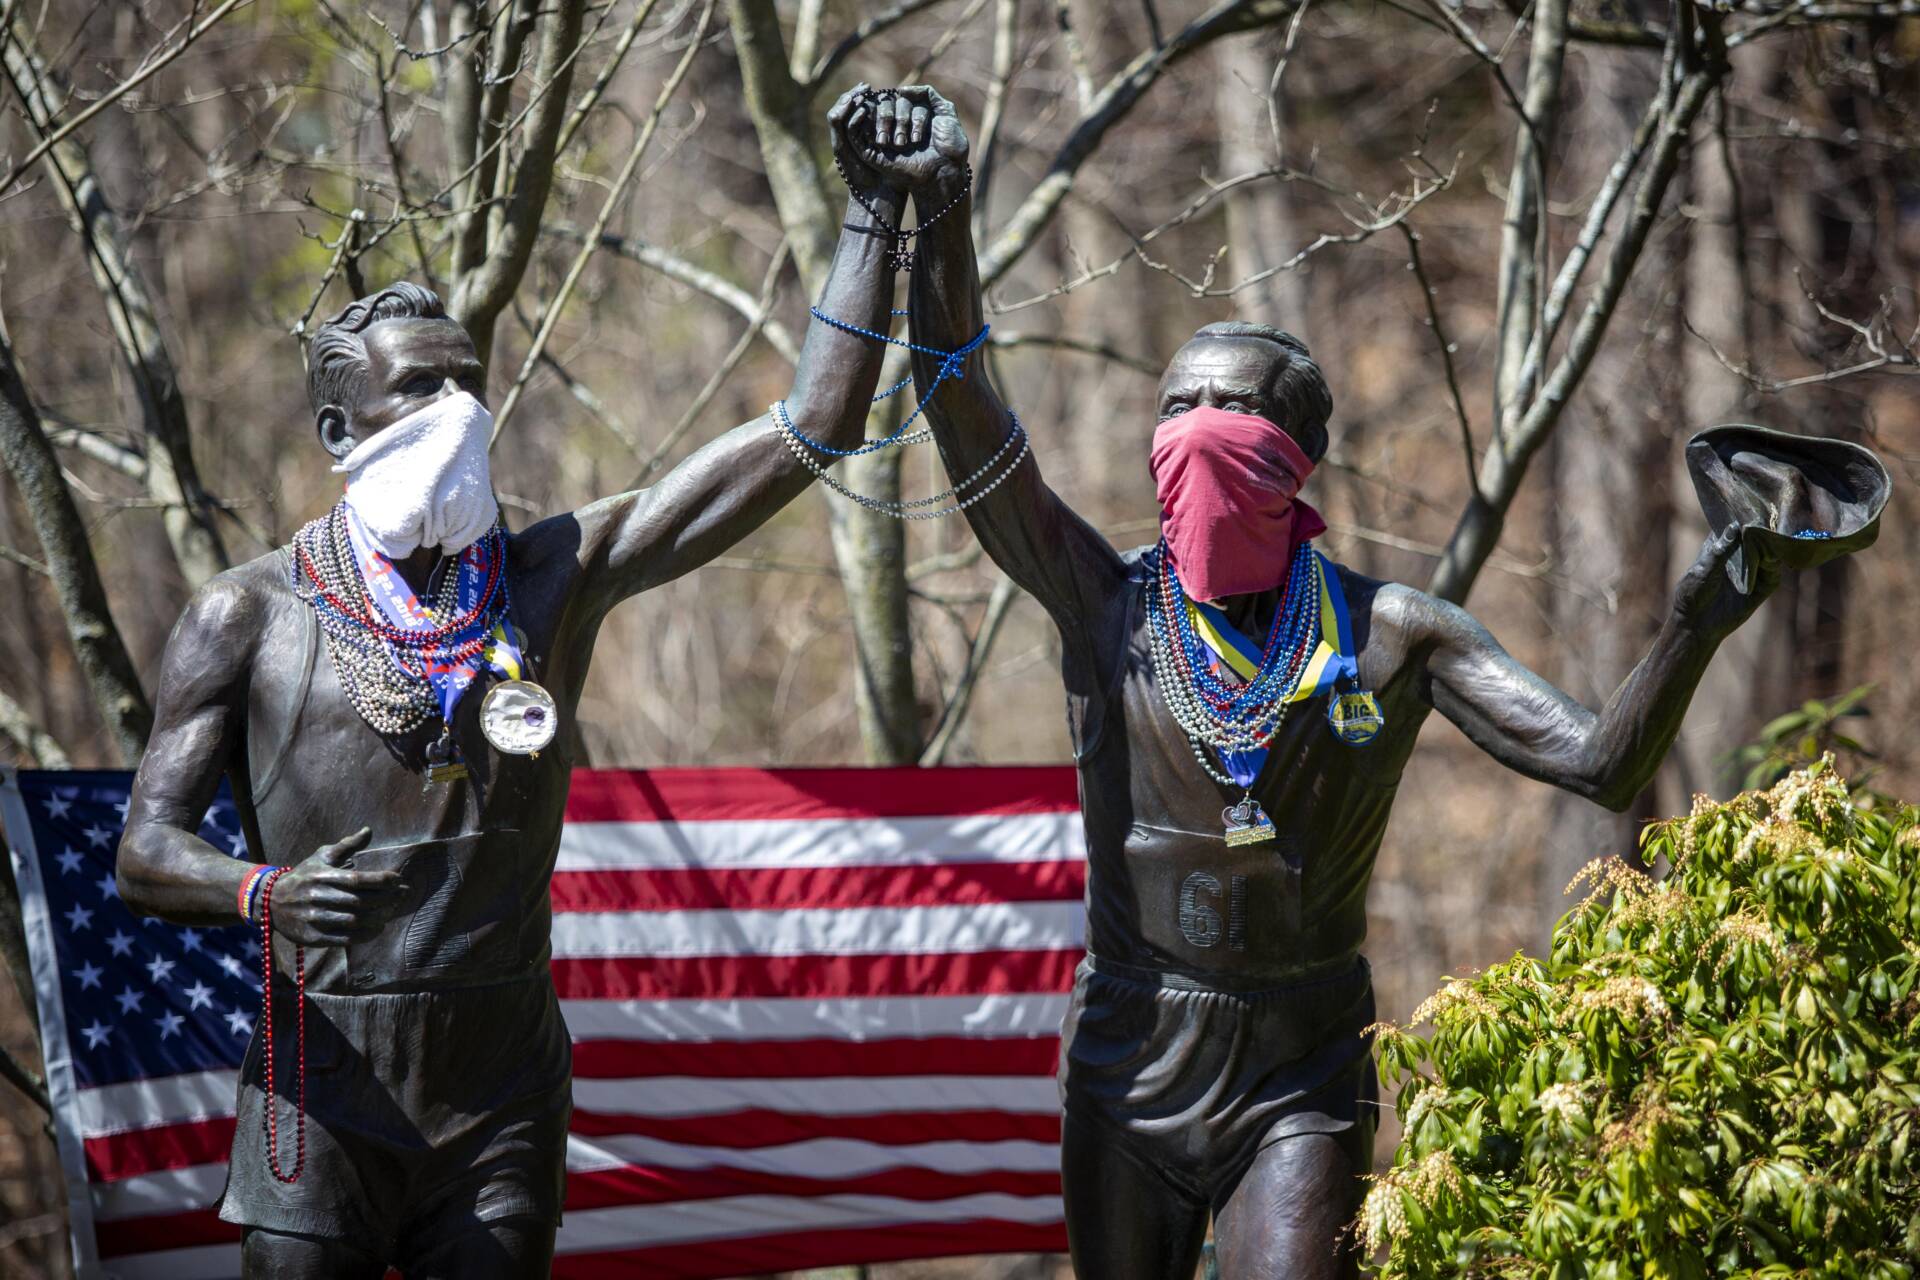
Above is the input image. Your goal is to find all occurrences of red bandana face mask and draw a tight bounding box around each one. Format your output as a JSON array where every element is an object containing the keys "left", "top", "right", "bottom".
[{"left": 1149, "top": 406, "right": 1326, "bottom": 603}]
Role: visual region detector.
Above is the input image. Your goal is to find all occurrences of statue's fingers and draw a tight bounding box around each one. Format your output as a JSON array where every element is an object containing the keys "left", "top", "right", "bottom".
[
  {"left": 892, "top": 102, "right": 911, "bottom": 148},
  {"left": 910, "top": 105, "right": 930, "bottom": 146},
  {"left": 874, "top": 95, "right": 896, "bottom": 149}
]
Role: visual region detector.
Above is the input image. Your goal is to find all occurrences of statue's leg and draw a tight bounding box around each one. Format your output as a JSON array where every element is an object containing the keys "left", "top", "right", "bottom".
[
  {"left": 400, "top": 1215, "right": 557, "bottom": 1280},
  {"left": 1209, "top": 1126, "right": 1371, "bottom": 1280},
  {"left": 1061, "top": 1107, "right": 1210, "bottom": 1280},
  {"left": 240, "top": 1226, "right": 386, "bottom": 1279}
]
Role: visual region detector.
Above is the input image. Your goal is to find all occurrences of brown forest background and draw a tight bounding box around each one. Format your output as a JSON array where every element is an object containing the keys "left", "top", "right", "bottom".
[{"left": 0, "top": 0, "right": 1915, "bottom": 1275}]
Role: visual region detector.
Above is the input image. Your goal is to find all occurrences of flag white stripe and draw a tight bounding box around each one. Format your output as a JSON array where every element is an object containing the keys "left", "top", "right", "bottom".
[
  {"left": 571, "top": 1075, "right": 1060, "bottom": 1118},
  {"left": 94, "top": 1162, "right": 227, "bottom": 1222},
  {"left": 551, "top": 901, "right": 1084, "bottom": 959},
  {"left": 96, "top": 1242, "right": 238, "bottom": 1280},
  {"left": 558, "top": 993, "right": 1071, "bottom": 1042},
  {"left": 80, "top": 1070, "right": 239, "bottom": 1140},
  {"left": 562, "top": 1133, "right": 1060, "bottom": 1179},
  {"left": 552, "top": 1191, "right": 1066, "bottom": 1254},
  {"left": 90, "top": 1129, "right": 1070, "bottom": 1222},
  {"left": 556, "top": 813, "right": 1084, "bottom": 871}
]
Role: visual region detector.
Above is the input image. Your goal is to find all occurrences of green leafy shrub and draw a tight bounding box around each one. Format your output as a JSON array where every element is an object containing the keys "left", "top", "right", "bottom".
[{"left": 1368, "top": 761, "right": 1920, "bottom": 1278}]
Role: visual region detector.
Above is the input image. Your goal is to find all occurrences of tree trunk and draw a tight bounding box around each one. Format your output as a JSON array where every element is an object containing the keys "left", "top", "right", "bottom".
[
  {"left": 728, "top": 0, "right": 922, "bottom": 763},
  {"left": 0, "top": 330, "right": 152, "bottom": 763},
  {"left": 1541, "top": 44, "right": 1673, "bottom": 915}
]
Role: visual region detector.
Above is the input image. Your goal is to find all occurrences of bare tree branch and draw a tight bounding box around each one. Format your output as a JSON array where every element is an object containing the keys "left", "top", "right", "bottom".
[
  {"left": 493, "top": 0, "right": 716, "bottom": 440},
  {"left": 631, "top": 240, "right": 788, "bottom": 481},
  {"left": 3, "top": 24, "right": 232, "bottom": 588},
  {"left": 919, "top": 572, "right": 1021, "bottom": 765},
  {"left": 971, "top": 0, "right": 1021, "bottom": 221},
  {"left": 0, "top": 685, "right": 69, "bottom": 767},
  {"left": 1490, "top": 0, "right": 1569, "bottom": 440},
  {"left": 805, "top": 0, "right": 955, "bottom": 90},
  {"left": 0, "top": 324, "right": 152, "bottom": 762},
  {"left": 450, "top": 0, "right": 590, "bottom": 364},
  {"left": 977, "top": 0, "right": 1300, "bottom": 289},
  {"left": 1429, "top": 17, "right": 1723, "bottom": 604},
  {"left": 0, "top": 0, "right": 253, "bottom": 195},
  {"left": 546, "top": 222, "right": 802, "bottom": 361}
]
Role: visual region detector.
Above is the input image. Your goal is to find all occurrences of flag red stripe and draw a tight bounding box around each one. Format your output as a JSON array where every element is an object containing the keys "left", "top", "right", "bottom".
[
  {"left": 551, "top": 948, "right": 1082, "bottom": 1001},
  {"left": 550, "top": 860, "right": 1086, "bottom": 913},
  {"left": 95, "top": 1208, "right": 239, "bottom": 1258},
  {"left": 570, "top": 1106, "right": 1060, "bottom": 1147},
  {"left": 86, "top": 1117, "right": 235, "bottom": 1184},
  {"left": 570, "top": 1034, "right": 1061, "bottom": 1079},
  {"left": 550, "top": 1219, "right": 1069, "bottom": 1280},
  {"left": 564, "top": 766, "right": 1080, "bottom": 824},
  {"left": 563, "top": 1163, "right": 1061, "bottom": 1210}
]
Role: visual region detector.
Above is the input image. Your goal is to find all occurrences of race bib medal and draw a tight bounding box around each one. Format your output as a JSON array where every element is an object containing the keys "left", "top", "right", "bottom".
[
  {"left": 1147, "top": 542, "right": 1382, "bottom": 845},
  {"left": 292, "top": 503, "right": 550, "bottom": 788}
]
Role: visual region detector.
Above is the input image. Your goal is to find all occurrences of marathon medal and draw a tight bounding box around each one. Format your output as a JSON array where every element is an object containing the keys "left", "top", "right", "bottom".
[
  {"left": 1223, "top": 796, "right": 1277, "bottom": 847},
  {"left": 1328, "top": 687, "right": 1384, "bottom": 746},
  {"left": 425, "top": 731, "right": 469, "bottom": 787},
  {"left": 481, "top": 679, "right": 558, "bottom": 757}
]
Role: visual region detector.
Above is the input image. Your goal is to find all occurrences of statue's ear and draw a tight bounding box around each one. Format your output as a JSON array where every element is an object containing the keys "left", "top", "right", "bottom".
[{"left": 316, "top": 404, "right": 355, "bottom": 460}]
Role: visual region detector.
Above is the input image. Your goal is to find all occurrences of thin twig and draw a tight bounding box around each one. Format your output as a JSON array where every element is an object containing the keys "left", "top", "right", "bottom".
[
  {"left": 630, "top": 240, "right": 789, "bottom": 482},
  {"left": 1398, "top": 222, "right": 1477, "bottom": 502},
  {"left": 491, "top": 0, "right": 716, "bottom": 442},
  {"left": 0, "top": 0, "right": 255, "bottom": 194},
  {"left": 919, "top": 573, "right": 1023, "bottom": 765}
]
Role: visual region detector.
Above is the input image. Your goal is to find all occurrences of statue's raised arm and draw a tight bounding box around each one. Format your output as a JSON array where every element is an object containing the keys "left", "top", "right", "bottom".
[
  {"left": 1392, "top": 425, "right": 1890, "bottom": 810},
  {"left": 834, "top": 87, "right": 1132, "bottom": 651}
]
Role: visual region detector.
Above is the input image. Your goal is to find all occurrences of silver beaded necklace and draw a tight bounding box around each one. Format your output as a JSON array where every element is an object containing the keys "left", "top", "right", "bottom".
[{"left": 289, "top": 504, "right": 469, "bottom": 737}]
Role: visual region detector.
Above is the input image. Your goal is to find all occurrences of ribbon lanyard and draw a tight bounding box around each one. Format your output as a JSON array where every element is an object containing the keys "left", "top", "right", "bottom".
[
  {"left": 1184, "top": 551, "right": 1359, "bottom": 783},
  {"left": 340, "top": 507, "right": 523, "bottom": 722}
]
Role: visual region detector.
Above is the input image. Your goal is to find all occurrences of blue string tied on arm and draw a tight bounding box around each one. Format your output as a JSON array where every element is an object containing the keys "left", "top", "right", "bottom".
[{"left": 786, "top": 307, "right": 990, "bottom": 458}]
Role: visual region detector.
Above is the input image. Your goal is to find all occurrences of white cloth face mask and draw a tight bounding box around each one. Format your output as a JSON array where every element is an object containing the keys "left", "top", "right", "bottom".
[{"left": 333, "top": 390, "right": 497, "bottom": 558}]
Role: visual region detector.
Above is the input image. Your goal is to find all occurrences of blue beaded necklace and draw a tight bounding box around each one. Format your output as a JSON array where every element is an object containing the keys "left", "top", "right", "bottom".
[
  {"left": 1165, "top": 541, "right": 1320, "bottom": 718},
  {"left": 783, "top": 307, "right": 989, "bottom": 457}
]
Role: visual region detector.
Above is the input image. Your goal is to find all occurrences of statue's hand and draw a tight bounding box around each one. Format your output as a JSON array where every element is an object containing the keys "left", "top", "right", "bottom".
[
  {"left": 268, "top": 827, "right": 408, "bottom": 945},
  {"left": 827, "top": 83, "right": 897, "bottom": 200},
  {"left": 847, "top": 84, "right": 970, "bottom": 199},
  {"left": 1672, "top": 526, "right": 1781, "bottom": 638}
]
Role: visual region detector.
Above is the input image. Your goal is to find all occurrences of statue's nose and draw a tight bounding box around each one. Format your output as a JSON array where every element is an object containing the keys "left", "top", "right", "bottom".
[{"left": 436, "top": 376, "right": 461, "bottom": 402}]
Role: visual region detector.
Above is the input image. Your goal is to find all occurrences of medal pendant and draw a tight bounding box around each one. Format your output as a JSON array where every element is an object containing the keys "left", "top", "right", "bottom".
[
  {"left": 1328, "top": 689, "right": 1385, "bottom": 746},
  {"left": 1222, "top": 798, "right": 1276, "bottom": 848},
  {"left": 423, "top": 734, "right": 468, "bottom": 791},
  {"left": 481, "top": 680, "right": 559, "bottom": 756}
]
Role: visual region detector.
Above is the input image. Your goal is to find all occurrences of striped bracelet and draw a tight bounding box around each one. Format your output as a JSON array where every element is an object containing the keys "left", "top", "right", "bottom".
[{"left": 238, "top": 865, "right": 272, "bottom": 923}]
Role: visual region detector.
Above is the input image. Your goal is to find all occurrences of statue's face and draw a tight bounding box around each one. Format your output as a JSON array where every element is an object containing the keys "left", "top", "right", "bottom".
[
  {"left": 317, "top": 318, "right": 486, "bottom": 460},
  {"left": 1156, "top": 336, "right": 1312, "bottom": 457}
]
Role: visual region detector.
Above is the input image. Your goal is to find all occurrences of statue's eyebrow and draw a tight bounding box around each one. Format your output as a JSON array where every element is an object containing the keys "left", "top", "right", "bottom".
[{"left": 384, "top": 357, "right": 484, "bottom": 386}]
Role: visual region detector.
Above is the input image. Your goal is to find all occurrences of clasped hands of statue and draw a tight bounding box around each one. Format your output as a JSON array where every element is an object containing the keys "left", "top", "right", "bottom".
[{"left": 827, "top": 83, "right": 971, "bottom": 259}]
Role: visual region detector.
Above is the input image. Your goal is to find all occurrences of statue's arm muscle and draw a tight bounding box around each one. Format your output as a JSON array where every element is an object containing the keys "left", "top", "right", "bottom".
[
  {"left": 907, "top": 186, "right": 1129, "bottom": 641},
  {"left": 1395, "top": 573, "right": 1725, "bottom": 812},
  {"left": 568, "top": 195, "right": 904, "bottom": 614},
  {"left": 117, "top": 575, "right": 263, "bottom": 924}
]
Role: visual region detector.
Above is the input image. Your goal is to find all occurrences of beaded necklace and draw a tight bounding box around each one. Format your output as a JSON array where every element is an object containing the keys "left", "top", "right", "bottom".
[
  {"left": 289, "top": 503, "right": 511, "bottom": 737},
  {"left": 1146, "top": 541, "right": 1322, "bottom": 789},
  {"left": 777, "top": 307, "right": 1027, "bottom": 521}
]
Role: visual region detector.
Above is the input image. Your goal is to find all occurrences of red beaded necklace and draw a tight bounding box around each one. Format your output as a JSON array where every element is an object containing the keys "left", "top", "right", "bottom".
[
  {"left": 293, "top": 528, "right": 505, "bottom": 649},
  {"left": 257, "top": 869, "right": 305, "bottom": 1184}
]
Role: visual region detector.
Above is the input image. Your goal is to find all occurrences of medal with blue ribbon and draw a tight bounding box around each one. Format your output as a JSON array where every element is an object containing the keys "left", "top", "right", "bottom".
[
  {"left": 341, "top": 508, "right": 553, "bottom": 780},
  {"left": 1183, "top": 551, "right": 1385, "bottom": 767}
]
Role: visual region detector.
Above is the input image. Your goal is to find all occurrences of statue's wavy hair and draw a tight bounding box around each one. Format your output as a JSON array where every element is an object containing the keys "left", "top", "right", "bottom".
[
  {"left": 306, "top": 282, "right": 448, "bottom": 414},
  {"left": 1188, "top": 321, "right": 1332, "bottom": 463}
]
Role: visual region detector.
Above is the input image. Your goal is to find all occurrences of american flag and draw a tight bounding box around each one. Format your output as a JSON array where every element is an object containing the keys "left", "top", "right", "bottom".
[{"left": 0, "top": 765, "right": 1084, "bottom": 1278}]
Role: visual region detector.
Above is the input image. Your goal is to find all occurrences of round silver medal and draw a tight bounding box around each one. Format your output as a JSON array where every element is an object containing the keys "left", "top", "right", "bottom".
[{"left": 480, "top": 680, "right": 558, "bottom": 755}]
